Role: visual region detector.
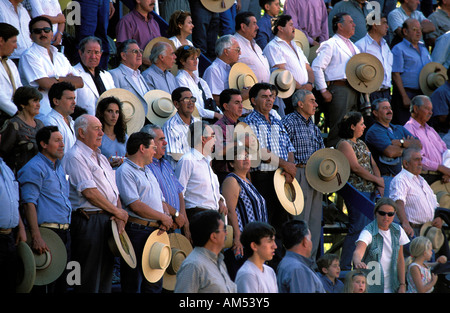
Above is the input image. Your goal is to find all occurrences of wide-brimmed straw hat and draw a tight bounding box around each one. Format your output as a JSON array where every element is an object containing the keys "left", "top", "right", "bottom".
[
  {"left": 229, "top": 62, "right": 258, "bottom": 110},
  {"left": 346, "top": 53, "right": 384, "bottom": 93},
  {"left": 200, "top": 0, "right": 235, "bottom": 12},
  {"left": 98, "top": 88, "right": 146, "bottom": 135},
  {"left": 108, "top": 220, "right": 137, "bottom": 269},
  {"left": 144, "top": 90, "right": 177, "bottom": 126},
  {"left": 430, "top": 181, "right": 450, "bottom": 195},
  {"left": 294, "top": 29, "right": 310, "bottom": 60},
  {"left": 274, "top": 168, "right": 304, "bottom": 216},
  {"left": 25, "top": 227, "right": 67, "bottom": 286},
  {"left": 305, "top": 148, "right": 350, "bottom": 194},
  {"left": 420, "top": 222, "right": 444, "bottom": 251},
  {"left": 16, "top": 241, "right": 36, "bottom": 293},
  {"left": 269, "top": 69, "right": 296, "bottom": 99},
  {"left": 142, "top": 230, "right": 172, "bottom": 283},
  {"left": 163, "top": 233, "right": 193, "bottom": 291},
  {"left": 419, "top": 62, "right": 448, "bottom": 96},
  {"left": 436, "top": 191, "right": 450, "bottom": 209}
]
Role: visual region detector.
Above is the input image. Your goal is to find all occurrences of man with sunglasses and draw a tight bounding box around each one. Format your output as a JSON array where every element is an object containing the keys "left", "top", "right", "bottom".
[{"left": 19, "top": 16, "right": 83, "bottom": 120}]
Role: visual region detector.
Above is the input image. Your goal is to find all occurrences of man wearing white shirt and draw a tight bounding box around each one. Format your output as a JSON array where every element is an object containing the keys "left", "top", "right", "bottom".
[
  {"left": 263, "top": 14, "right": 314, "bottom": 115},
  {"left": 44, "top": 82, "right": 76, "bottom": 153},
  {"left": 0, "top": 0, "right": 32, "bottom": 63},
  {"left": 312, "top": 12, "right": 360, "bottom": 147},
  {"left": 109, "top": 39, "right": 151, "bottom": 117},
  {"left": 73, "top": 36, "right": 115, "bottom": 116},
  {"left": 389, "top": 147, "right": 450, "bottom": 258},
  {"left": 19, "top": 16, "right": 83, "bottom": 119},
  {"left": 175, "top": 121, "right": 227, "bottom": 220},
  {"left": 0, "top": 23, "right": 22, "bottom": 128},
  {"left": 27, "top": 0, "right": 65, "bottom": 47}
]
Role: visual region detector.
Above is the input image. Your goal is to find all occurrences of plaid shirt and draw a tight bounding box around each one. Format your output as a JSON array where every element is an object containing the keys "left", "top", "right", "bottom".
[
  {"left": 243, "top": 110, "right": 295, "bottom": 172},
  {"left": 282, "top": 111, "right": 325, "bottom": 164}
]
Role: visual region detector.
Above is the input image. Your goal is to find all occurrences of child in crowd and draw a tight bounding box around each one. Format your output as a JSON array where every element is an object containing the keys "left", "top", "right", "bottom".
[
  {"left": 406, "top": 236, "right": 447, "bottom": 293},
  {"left": 316, "top": 254, "right": 344, "bottom": 293},
  {"left": 343, "top": 270, "right": 367, "bottom": 293}
]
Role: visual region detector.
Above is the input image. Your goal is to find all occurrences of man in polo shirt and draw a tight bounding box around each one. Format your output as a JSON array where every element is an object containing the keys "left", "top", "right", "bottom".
[
  {"left": 115, "top": 131, "right": 175, "bottom": 293},
  {"left": 17, "top": 126, "right": 72, "bottom": 293},
  {"left": 282, "top": 89, "right": 325, "bottom": 259}
]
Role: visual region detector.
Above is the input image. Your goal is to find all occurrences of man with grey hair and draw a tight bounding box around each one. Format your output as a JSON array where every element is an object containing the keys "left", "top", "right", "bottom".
[
  {"left": 203, "top": 35, "right": 248, "bottom": 105},
  {"left": 404, "top": 95, "right": 450, "bottom": 185},
  {"left": 109, "top": 39, "right": 151, "bottom": 117},
  {"left": 62, "top": 114, "right": 129, "bottom": 293},
  {"left": 389, "top": 147, "right": 450, "bottom": 259},
  {"left": 282, "top": 89, "right": 325, "bottom": 259},
  {"left": 142, "top": 41, "right": 179, "bottom": 94},
  {"left": 73, "top": 36, "right": 116, "bottom": 115}
]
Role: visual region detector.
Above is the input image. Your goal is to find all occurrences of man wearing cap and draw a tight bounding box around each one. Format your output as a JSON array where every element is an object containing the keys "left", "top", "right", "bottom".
[
  {"left": 73, "top": 36, "right": 116, "bottom": 116},
  {"left": 0, "top": 133, "right": 25, "bottom": 293},
  {"left": 17, "top": 126, "right": 72, "bottom": 293},
  {"left": 115, "top": 131, "right": 177, "bottom": 293},
  {"left": 142, "top": 124, "right": 190, "bottom": 240},
  {"left": 19, "top": 16, "right": 83, "bottom": 120},
  {"left": 174, "top": 210, "right": 236, "bottom": 293},
  {"left": 389, "top": 147, "right": 450, "bottom": 259},
  {"left": 263, "top": 14, "right": 314, "bottom": 115},
  {"left": 391, "top": 18, "right": 432, "bottom": 125},
  {"left": 281, "top": 89, "right": 325, "bottom": 258},
  {"left": 0, "top": 23, "right": 22, "bottom": 129},
  {"left": 142, "top": 41, "right": 179, "bottom": 94},
  {"left": 312, "top": 12, "right": 360, "bottom": 147},
  {"left": 62, "top": 114, "right": 129, "bottom": 293},
  {"left": 404, "top": 95, "right": 450, "bottom": 186},
  {"left": 365, "top": 98, "right": 421, "bottom": 197},
  {"left": 109, "top": 39, "right": 151, "bottom": 117},
  {"left": 163, "top": 87, "right": 200, "bottom": 169},
  {"left": 175, "top": 121, "right": 227, "bottom": 220}
]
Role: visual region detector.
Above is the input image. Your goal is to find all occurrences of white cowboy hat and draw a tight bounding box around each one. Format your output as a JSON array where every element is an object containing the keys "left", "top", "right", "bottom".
[
  {"left": 305, "top": 148, "right": 350, "bottom": 194},
  {"left": 229, "top": 63, "right": 258, "bottom": 110},
  {"left": 144, "top": 90, "right": 177, "bottom": 126},
  {"left": 346, "top": 53, "right": 384, "bottom": 94},
  {"left": 108, "top": 220, "right": 137, "bottom": 269},
  {"left": 98, "top": 88, "right": 146, "bottom": 135},
  {"left": 269, "top": 69, "right": 296, "bottom": 99},
  {"left": 419, "top": 62, "right": 448, "bottom": 96},
  {"left": 163, "top": 233, "right": 193, "bottom": 291},
  {"left": 142, "top": 230, "right": 172, "bottom": 283},
  {"left": 274, "top": 168, "right": 304, "bottom": 216}
]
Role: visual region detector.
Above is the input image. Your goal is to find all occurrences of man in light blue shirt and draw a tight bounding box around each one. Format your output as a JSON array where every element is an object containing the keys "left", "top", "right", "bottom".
[{"left": 277, "top": 219, "right": 326, "bottom": 293}]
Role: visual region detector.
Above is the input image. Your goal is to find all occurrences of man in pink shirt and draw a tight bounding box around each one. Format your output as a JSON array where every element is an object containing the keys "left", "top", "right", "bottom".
[{"left": 404, "top": 95, "right": 450, "bottom": 185}]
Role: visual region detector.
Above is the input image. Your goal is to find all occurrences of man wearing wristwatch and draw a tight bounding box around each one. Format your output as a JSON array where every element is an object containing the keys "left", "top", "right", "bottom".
[{"left": 365, "top": 98, "right": 421, "bottom": 196}]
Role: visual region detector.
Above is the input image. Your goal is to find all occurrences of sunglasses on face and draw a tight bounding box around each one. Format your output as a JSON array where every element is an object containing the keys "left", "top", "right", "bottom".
[
  {"left": 32, "top": 27, "right": 52, "bottom": 35},
  {"left": 377, "top": 211, "right": 395, "bottom": 217}
]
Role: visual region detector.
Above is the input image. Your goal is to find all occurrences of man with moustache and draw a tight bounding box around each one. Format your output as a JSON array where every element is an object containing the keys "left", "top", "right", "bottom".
[
  {"left": 282, "top": 90, "right": 325, "bottom": 259},
  {"left": 116, "top": 0, "right": 161, "bottom": 66},
  {"left": 73, "top": 36, "right": 116, "bottom": 116},
  {"left": 19, "top": 16, "right": 83, "bottom": 119},
  {"left": 44, "top": 82, "right": 77, "bottom": 153},
  {"left": 312, "top": 12, "right": 360, "bottom": 147},
  {"left": 62, "top": 114, "right": 128, "bottom": 293},
  {"left": 17, "top": 126, "right": 72, "bottom": 293},
  {"left": 263, "top": 14, "right": 314, "bottom": 115}
]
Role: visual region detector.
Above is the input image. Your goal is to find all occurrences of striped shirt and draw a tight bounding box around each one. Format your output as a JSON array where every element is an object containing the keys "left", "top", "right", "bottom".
[
  {"left": 282, "top": 110, "right": 325, "bottom": 164},
  {"left": 389, "top": 168, "right": 437, "bottom": 225}
]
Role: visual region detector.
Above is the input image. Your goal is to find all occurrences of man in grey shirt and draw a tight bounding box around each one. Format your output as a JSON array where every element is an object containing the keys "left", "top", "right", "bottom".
[{"left": 174, "top": 210, "right": 236, "bottom": 293}]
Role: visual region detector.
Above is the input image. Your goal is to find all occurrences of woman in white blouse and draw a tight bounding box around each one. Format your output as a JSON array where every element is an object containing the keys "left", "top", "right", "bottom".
[
  {"left": 175, "top": 45, "right": 223, "bottom": 121},
  {"left": 167, "top": 10, "right": 194, "bottom": 48}
]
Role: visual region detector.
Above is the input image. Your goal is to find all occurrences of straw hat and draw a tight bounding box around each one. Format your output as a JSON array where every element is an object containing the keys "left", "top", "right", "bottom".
[
  {"left": 200, "top": 0, "right": 235, "bottom": 13},
  {"left": 436, "top": 191, "right": 450, "bottom": 209},
  {"left": 229, "top": 63, "right": 258, "bottom": 110},
  {"left": 430, "top": 181, "right": 450, "bottom": 195},
  {"left": 108, "top": 220, "right": 137, "bottom": 269},
  {"left": 305, "top": 148, "right": 350, "bottom": 194},
  {"left": 419, "top": 62, "right": 448, "bottom": 96},
  {"left": 143, "top": 37, "right": 178, "bottom": 74},
  {"left": 224, "top": 224, "right": 234, "bottom": 249},
  {"left": 25, "top": 227, "right": 67, "bottom": 286},
  {"left": 294, "top": 29, "right": 310, "bottom": 60},
  {"left": 144, "top": 90, "right": 177, "bottom": 126},
  {"left": 346, "top": 53, "right": 384, "bottom": 93},
  {"left": 98, "top": 88, "right": 145, "bottom": 135},
  {"left": 420, "top": 222, "right": 444, "bottom": 251},
  {"left": 142, "top": 230, "right": 172, "bottom": 283},
  {"left": 273, "top": 168, "right": 304, "bottom": 216},
  {"left": 233, "top": 122, "right": 261, "bottom": 168},
  {"left": 163, "top": 233, "right": 193, "bottom": 291},
  {"left": 269, "top": 69, "right": 296, "bottom": 99},
  {"left": 16, "top": 241, "right": 36, "bottom": 293}
]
